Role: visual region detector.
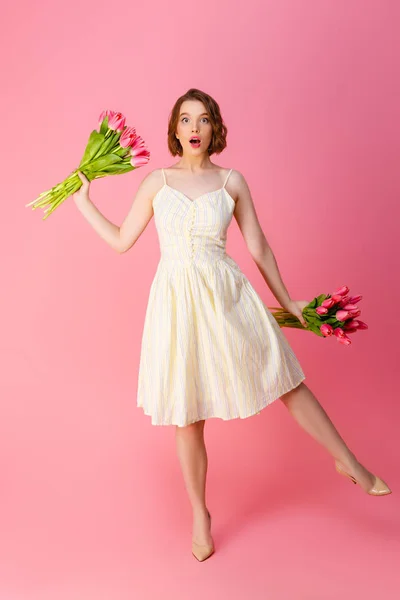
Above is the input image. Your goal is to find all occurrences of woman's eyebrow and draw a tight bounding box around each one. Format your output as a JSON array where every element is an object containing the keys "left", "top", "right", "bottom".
[{"left": 179, "top": 112, "right": 209, "bottom": 117}]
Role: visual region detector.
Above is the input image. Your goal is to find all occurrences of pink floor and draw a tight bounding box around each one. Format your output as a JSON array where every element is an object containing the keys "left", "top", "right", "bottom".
[{"left": 1, "top": 380, "right": 398, "bottom": 600}]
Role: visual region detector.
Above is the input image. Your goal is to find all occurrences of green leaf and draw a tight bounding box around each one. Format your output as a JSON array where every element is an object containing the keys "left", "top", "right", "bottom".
[
  {"left": 97, "top": 164, "right": 134, "bottom": 175},
  {"left": 99, "top": 116, "right": 109, "bottom": 136},
  {"left": 97, "top": 132, "right": 118, "bottom": 156},
  {"left": 85, "top": 154, "right": 123, "bottom": 172},
  {"left": 324, "top": 317, "right": 340, "bottom": 324},
  {"left": 79, "top": 130, "right": 106, "bottom": 167},
  {"left": 316, "top": 293, "right": 328, "bottom": 305},
  {"left": 308, "top": 297, "right": 318, "bottom": 309}
]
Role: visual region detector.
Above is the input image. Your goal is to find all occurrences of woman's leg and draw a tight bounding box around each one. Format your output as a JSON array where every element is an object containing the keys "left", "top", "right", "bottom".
[
  {"left": 175, "top": 419, "right": 213, "bottom": 545},
  {"left": 280, "top": 382, "right": 376, "bottom": 491}
]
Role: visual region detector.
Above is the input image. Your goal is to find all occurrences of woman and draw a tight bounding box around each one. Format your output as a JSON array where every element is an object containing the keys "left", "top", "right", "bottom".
[{"left": 73, "top": 88, "right": 391, "bottom": 562}]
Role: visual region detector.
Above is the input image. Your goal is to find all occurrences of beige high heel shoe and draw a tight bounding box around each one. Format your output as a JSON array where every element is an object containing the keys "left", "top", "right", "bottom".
[
  {"left": 335, "top": 461, "right": 392, "bottom": 496},
  {"left": 192, "top": 510, "right": 215, "bottom": 562}
]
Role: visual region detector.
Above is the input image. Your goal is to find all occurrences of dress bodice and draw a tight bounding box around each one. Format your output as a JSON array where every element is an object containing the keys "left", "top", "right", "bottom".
[{"left": 152, "top": 171, "right": 236, "bottom": 268}]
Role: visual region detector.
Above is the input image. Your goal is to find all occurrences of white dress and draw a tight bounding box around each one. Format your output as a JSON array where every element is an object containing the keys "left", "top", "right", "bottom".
[{"left": 136, "top": 168, "right": 306, "bottom": 426}]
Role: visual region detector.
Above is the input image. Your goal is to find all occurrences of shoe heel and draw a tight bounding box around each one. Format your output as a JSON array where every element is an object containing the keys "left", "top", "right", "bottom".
[
  {"left": 335, "top": 463, "right": 357, "bottom": 484},
  {"left": 192, "top": 510, "right": 214, "bottom": 562}
]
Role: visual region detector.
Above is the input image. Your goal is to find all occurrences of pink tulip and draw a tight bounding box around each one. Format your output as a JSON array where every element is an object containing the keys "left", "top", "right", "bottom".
[
  {"left": 348, "top": 294, "right": 362, "bottom": 304},
  {"left": 129, "top": 136, "right": 150, "bottom": 167},
  {"left": 316, "top": 306, "right": 329, "bottom": 315},
  {"left": 353, "top": 319, "right": 368, "bottom": 330},
  {"left": 348, "top": 309, "right": 361, "bottom": 318},
  {"left": 331, "top": 294, "right": 344, "bottom": 303},
  {"left": 98, "top": 109, "right": 115, "bottom": 128},
  {"left": 131, "top": 153, "right": 150, "bottom": 167},
  {"left": 321, "top": 298, "right": 335, "bottom": 308},
  {"left": 334, "top": 328, "right": 345, "bottom": 338},
  {"left": 334, "top": 328, "right": 352, "bottom": 344},
  {"left": 341, "top": 303, "right": 358, "bottom": 311},
  {"left": 336, "top": 310, "right": 353, "bottom": 321},
  {"left": 343, "top": 319, "right": 359, "bottom": 329},
  {"left": 338, "top": 296, "right": 349, "bottom": 308},
  {"left": 120, "top": 126, "right": 137, "bottom": 148},
  {"left": 108, "top": 112, "right": 126, "bottom": 132},
  {"left": 129, "top": 135, "right": 147, "bottom": 155},
  {"left": 333, "top": 286, "right": 350, "bottom": 296},
  {"left": 320, "top": 324, "right": 334, "bottom": 336},
  {"left": 338, "top": 335, "right": 352, "bottom": 346},
  {"left": 343, "top": 327, "right": 358, "bottom": 334}
]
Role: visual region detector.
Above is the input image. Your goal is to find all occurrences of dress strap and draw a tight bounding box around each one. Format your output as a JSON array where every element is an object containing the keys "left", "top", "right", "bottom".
[
  {"left": 161, "top": 168, "right": 166, "bottom": 185},
  {"left": 223, "top": 168, "right": 233, "bottom": 188}
]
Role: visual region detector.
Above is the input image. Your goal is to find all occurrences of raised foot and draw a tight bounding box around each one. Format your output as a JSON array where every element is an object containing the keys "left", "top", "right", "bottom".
[{"left": 335, "top": 460, "right": 392, "bottom": 496}]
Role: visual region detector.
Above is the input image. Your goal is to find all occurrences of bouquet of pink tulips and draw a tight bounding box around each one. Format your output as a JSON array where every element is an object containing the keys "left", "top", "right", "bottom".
[
  {"left": 26, "top": 110, "right": 150, "bottom": 220},
  {"left": 268, "top": 285, "right": 368, "bottom": 346}
]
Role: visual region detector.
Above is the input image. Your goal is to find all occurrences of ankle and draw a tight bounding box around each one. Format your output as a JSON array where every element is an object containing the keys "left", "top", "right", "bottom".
[
  {"left": 335, "top": 453, "right": 358, "bottom": 471},
  {"left": 192, "top": 506, "right": 210, "bottom": 520}
]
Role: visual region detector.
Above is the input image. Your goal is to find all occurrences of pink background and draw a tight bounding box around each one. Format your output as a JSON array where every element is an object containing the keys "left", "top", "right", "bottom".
[{"left": 1, "top": 1, "right": 399, "bottom": 598}]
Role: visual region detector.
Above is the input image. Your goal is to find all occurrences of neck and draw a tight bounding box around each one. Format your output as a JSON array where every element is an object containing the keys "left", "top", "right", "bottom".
[{"left": 175, "top": 155, "right": 214, "bottom": 172}]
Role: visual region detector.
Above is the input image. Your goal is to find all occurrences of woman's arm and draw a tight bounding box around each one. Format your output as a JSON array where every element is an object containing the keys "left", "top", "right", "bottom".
[
  {"left": 74, "top": 169, "right": 161, "bottom": 253},
  {"left": 230, "top": 170, "right": 292, "bottom": 310}
]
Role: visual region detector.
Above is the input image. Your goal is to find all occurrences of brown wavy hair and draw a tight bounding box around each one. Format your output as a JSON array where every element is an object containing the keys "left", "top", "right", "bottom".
[{"left": 167, "top": 88, "right": 228, "bottom": 157}]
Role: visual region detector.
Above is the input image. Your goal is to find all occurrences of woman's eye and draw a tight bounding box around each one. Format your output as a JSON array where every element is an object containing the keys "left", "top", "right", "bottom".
[{"left": 181, "top": 117, "right": 209, "bottom": 123}]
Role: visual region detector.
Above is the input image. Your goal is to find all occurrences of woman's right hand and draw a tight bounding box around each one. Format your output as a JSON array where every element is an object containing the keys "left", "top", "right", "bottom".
[{"left": 73, "top": 171, "right": 91, "bottom": 205}]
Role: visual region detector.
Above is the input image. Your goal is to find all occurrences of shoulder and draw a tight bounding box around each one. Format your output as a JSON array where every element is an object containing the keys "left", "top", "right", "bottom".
[
  {"left": 141, "top": 168, "right": 164, "bottom": 184},
  {"left": 137, "top": 168, "right": 165, "bottom": 194},
  {"left": 224, "top": 168, "right": 246, "bottom": 184},
  {"left": 224, "top": 168, "right": 249, "bottom": 198}
]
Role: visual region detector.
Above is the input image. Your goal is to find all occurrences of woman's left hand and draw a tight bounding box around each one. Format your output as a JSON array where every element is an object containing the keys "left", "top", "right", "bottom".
[{"left": 284, "top": 300, "right": 309, "bottom": 327}]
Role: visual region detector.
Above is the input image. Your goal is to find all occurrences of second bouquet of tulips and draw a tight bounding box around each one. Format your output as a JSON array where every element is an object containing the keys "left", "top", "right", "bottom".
[
  {"left": 26, "top": 110, "right": 150, "bottom": 220},
  {"left": 268, "top": 285, "right": 368, "bottom": 346}
]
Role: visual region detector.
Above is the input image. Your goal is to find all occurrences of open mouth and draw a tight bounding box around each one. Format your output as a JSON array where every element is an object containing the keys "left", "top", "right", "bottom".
[{"left": 190, "top": 138, "right": 201, "bottom": 145}]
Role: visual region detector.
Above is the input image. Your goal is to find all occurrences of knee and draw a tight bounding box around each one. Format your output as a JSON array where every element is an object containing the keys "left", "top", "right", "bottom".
[
  {"left": 280, "top": 381, "right": 306, "bottom": 405},
  {"left": 175, "top": 419, "right": 205, "bottom": 436}
]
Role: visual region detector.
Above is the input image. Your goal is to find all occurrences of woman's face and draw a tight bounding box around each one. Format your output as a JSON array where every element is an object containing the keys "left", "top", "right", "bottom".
[{"left": 175, "top": 99, "right": 213, "bottom": 156}]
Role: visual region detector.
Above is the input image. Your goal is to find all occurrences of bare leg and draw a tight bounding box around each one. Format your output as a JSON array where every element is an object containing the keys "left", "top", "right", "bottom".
[
  {"left": 175, "top": 420, "right": 213, "bottom": 545},
  {"left": 280, "top": 382, "right": 376, "bottom": 491}
]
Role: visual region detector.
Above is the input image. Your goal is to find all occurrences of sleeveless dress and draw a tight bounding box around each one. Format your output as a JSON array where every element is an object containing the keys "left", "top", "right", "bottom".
[{"left": 136, "top": 168, "right": 306, "bottom": 427}]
